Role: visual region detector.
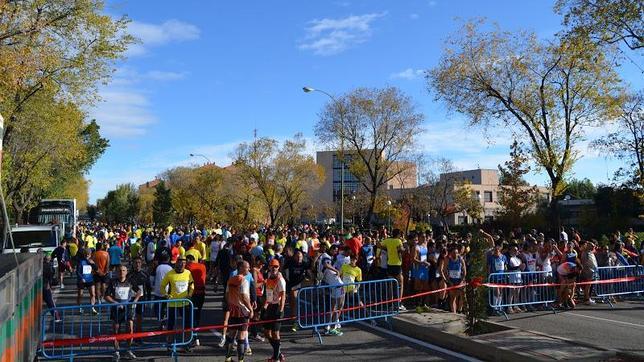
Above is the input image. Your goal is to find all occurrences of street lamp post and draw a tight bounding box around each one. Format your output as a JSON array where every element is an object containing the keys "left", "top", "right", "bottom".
[
  {"left": 351, "top": 194, "right": 356, "bottom": 226},
  {"left": 189, "top": 153, "right": 212, "bottom": 165},
  {"left": 303, "top": 86, "right": 346, "bottom": 232},
  {"left": 387, "top": 200, "right": 392, "bottom": 232}
]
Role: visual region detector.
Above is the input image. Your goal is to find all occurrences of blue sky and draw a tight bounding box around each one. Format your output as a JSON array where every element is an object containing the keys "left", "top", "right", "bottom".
[{"left": 88, "top": 0, "right": 644, "bottom": 203}]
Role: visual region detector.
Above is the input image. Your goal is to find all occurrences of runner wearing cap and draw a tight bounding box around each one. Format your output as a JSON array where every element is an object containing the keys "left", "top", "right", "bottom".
[{"left": 263, "top": 258, "right": 286, "bottom": 362}]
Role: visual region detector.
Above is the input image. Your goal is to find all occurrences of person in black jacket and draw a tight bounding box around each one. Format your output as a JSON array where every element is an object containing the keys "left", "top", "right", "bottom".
[{"left": 42, "top": 253, "right": 61, "bottom": 322}]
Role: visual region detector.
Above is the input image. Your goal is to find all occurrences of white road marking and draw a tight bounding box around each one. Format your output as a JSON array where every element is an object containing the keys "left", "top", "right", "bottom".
[
  {"left": 567, "top": 312, "right": 644, "bottom": 329},
  {"left": 357, "top": 321, "right": 482, "bottom": 362}
]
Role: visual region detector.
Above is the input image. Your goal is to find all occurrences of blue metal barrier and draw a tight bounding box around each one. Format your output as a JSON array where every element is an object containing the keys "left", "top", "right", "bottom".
[
  {"left": 488, "top": 270, "right": 557, "bottom": 319},
  {"left": 297, "top": 278, "right": 400, "bottom": 343},
  {"left": 39, "top": 298, "right": 193, "bottom": 361},
  {"left": 595, "top": 265, "right": 644, "bottom": 306}
]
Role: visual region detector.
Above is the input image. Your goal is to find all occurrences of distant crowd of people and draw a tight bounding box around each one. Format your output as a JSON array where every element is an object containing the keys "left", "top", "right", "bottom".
[{"left": 42, "top": 222, "right": 643, "bottom": 361}]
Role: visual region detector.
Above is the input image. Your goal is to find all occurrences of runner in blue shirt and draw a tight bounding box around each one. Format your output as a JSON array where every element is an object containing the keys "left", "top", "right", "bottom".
[{"left": 108, "top": 241, "right": 123, "bottom": 270}]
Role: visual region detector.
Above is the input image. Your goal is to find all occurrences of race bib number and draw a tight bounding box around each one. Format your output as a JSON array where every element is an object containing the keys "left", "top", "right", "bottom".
[
  {"left": 420, "top": 254, "right": 427, "bottom": 262},
  {"left": 82, "top": 265, "right": 92, "bottom": 275},
  {"left": 448, "top": 270, "right": 461, "bottom": 279},
  {"left": 115, "top": 287, "right": 130, "bottom": 300},
  {"left": 175, "top": 281, "right": 188, "bottom": 294},
  {"left": 342, "top": 275, "right": 354, "bottom": 285},
  {"left": 266, "top": 289, "right": 274, "bottom": 302},
  {"left": 494, "top": 260, "right": 504, "bottom": 272}
]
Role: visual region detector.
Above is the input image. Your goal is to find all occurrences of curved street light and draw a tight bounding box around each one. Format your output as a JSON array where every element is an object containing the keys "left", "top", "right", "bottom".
[
  {"left": 303, "top": 86, "right": 346, "bottom": 231},
  {"left": 189, "top": 153, "right": 213, "bottom": 165}
]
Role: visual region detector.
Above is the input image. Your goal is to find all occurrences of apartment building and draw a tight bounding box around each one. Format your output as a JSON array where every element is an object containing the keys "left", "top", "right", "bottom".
[
  {"left": 315, "top": 150, "right": 418, "bottom": 205},
  {"left": 440, "top": 169, "right": 550, "bottom": 225}
]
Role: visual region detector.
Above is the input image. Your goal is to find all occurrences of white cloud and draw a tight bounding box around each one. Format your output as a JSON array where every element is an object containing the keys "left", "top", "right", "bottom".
[
  {"left": 92, "top": 89, "right": 156, "bottom": 137},
  {"left": 409, "top": 13, "right": 420, "bottom": 20},
  {"left": 299, "top": 12, "right": 387, "bottom": 56},
  {"left": 91, "top": 66, "right": 188, "bottom": 138},
  {"left": 390, "top": 68, "right": 425, "bottom": 80},
  {"left": 144, "top": 70, "right": 187, "bottom": 81},
  {"left": 127, "top": 19, "right": 200, "bottom": 56}
]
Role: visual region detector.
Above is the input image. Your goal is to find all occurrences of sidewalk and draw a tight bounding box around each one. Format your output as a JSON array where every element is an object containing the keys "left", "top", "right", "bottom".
[{"left": 391, "top": 309, "right": 635, "bottom": 361}]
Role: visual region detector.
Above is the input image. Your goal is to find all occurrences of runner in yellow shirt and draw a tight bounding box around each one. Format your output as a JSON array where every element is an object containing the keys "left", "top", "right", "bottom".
[
  {"left": 340, "top": 256, "right": 363, "bottom": 293},
  {"left": 160, "top": 256, "right": 194, "bottom": 349},
  {"left": 380, "top": 229, "right": 406, "bottom": 311},
  {"left": 185, "top": 247, "right": 202, "bottom": 263},
  {"left": 194, "top": 237, "right": 207, "bottom": 262}
]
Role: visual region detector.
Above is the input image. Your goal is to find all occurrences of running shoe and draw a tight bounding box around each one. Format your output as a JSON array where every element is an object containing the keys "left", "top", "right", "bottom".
[
  {"left": 415, "top": 306, "right": 424, "bottom": 314},
  {"left": 422, "top": 305, "right": 431, "bottom": 312},
  {"left": 218, "top": 336, "right": 226, "bottom": 348},
  {"left": 60, "top": 284, "right": 65, "bottom": 289},
  {"left": 399, "top": 305, "right": 407, "bottom": 311},
  {"left": 125, "top": 351, "right": 136, "bottom": 360},
  {"left": 279, "top": 353, "right": 286, "bottom": 361},
  {"left": 246, "top": 347, "right": 253, "bottom": 356},
  {"left": 112, "top": 351, "right": 120, "bottom": 361},
  {"left": 91, "top": 307, "right": 99, "bottom": 315},
  {"left": 224, "top": 357, "right": 233, "bottom": 362},
  {"left": 291, "top": 323, "right": 299, "bottom": 332}
]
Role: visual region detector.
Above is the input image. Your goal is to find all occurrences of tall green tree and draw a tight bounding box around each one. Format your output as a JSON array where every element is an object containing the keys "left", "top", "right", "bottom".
[
  {"left": 152, "top": 180, "right": 173, "bottom": 226},
  {"left": 2, "top": 91, "right": 108, "bottom": 222},
  {"left": 564, "top": 178, "right": 597, "bottom": 199},
  {"left": 429, "top": 20, "right": 624, "bottom": 228},
  {"left": 556, "top": 0, "right": 643, "bottom": 50},
  {"left": 0, "top": 0, "right": 133, "bottom": 144},
  {"left": 498, "top": 140, "right": 539, "bottom": 227},
  {"left": 98, "top": 183, "right": 139, "bottom": 223},
  {"left": 315, "top": 87, "right": 424, "bottom": 225}
]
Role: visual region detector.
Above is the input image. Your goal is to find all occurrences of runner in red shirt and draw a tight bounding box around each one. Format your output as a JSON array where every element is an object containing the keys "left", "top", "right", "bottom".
[
  {"left": 186, "top": 254, "right": 207, "bottom": 346},
  {"left": 345, "top": 232, "right": 362, "bottom": 258}
]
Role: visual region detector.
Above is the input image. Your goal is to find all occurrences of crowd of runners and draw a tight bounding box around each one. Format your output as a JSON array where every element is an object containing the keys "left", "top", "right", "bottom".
[{"left": 42, "top": 222, "right": 644, "bottom": 361}]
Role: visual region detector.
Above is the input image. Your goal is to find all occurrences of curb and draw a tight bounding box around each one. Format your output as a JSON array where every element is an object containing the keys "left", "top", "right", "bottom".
[
  {"left": 391, "top": 316, "right": 542, "bottom": 362},
  {"left": 390, "top": 315, "right": 627, "bottom": 362}
]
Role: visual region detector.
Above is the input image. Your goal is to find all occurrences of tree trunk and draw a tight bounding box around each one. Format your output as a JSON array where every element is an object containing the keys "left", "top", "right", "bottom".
[{"left": 367, "top": 191, "right": 377, "bottom": 227}]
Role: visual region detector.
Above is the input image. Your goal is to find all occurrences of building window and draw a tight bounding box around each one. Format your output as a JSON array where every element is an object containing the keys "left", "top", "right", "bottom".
[
  {"left": 458, "top": 215, "right": 468, "bottom": 225},
  {"left": 484, "top": 191, "right": 493, "bottom": 202}
]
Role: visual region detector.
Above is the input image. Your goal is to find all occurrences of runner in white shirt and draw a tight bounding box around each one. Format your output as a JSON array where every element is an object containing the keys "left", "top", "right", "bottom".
[{"left": 263, "top": 259, "right": 286, "bottom": 362}]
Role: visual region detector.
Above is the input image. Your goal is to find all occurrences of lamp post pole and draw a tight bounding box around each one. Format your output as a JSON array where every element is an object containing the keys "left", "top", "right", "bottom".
[
  {"left": 303, "top": 86, "right": 346, "bottom": 232},
  {"left": 387, "top": 200, "right": 392, "bottom": 232},
  {"left": 189, "top": 153, "right": 212, "bottom": 165}
]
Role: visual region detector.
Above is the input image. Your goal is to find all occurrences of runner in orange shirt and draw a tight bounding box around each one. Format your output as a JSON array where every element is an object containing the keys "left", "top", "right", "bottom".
[{"left": 93, "top": 242, "right": 110, "bottom": 302}]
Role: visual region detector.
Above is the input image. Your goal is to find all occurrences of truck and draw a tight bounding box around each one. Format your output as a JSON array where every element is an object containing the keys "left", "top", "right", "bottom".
[
  {"left": 28, "top": 198, "right": 78, "bottom": 236},
  {"left": 1, "top": 224, "right": 63, "bottom": 255}
]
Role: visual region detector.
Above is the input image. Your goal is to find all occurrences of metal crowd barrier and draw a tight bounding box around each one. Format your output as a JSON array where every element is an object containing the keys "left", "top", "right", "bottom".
[
  {"left": 297, "top": 278, "right": 400, "bottom": 343},
  {"left": 595, "top": 265, "right": 644, "bottom": 306},
  {"left": 0, "top": 254, "right": 42, "bottom": 362},
  {"left": 488, "top": 270, "right": 557, "bottom": 319},
  {"left": 40, "top": 298, "right": 194, "bottom": 361}
]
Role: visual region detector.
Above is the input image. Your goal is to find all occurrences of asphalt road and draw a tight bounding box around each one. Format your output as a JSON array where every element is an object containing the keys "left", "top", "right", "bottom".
[
  {"left": 488, "top": 300, "right": 644, "bottom": 355},
  {"left": 45, "top": 273, "right": 471, "bottom": 361}
]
